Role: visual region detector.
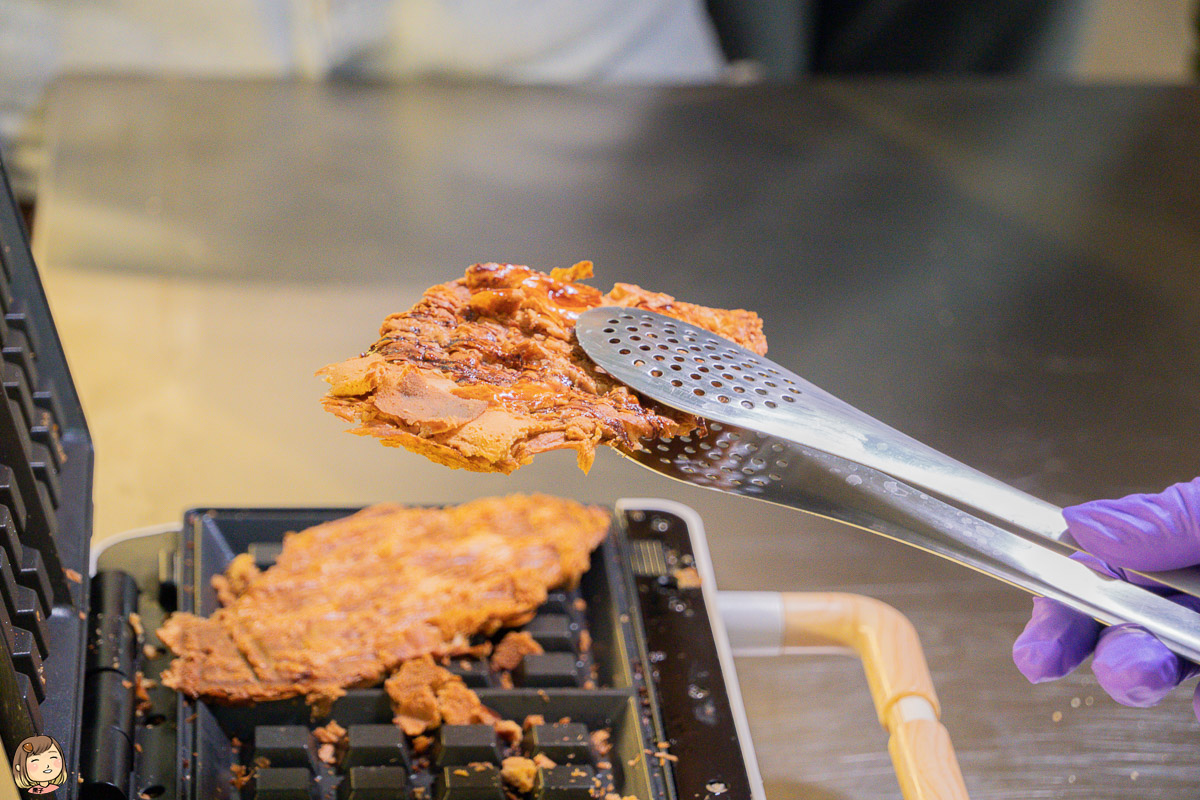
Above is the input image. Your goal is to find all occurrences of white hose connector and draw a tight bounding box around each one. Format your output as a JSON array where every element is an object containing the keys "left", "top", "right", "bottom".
[
  {"left": 717, "top": 591, "right": 784, "bottom": 656},
  {"left": 718, "top": 590, "right": 856, "bottom": 657}
]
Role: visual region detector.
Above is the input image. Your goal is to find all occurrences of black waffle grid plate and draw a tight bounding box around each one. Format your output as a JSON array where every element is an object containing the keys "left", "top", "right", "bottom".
[
  {"left": 178, "top": 508, "right": 671, "bottom": 800},
  {"left": 93, "top": 504, "right": 756, "bottom": 800}
]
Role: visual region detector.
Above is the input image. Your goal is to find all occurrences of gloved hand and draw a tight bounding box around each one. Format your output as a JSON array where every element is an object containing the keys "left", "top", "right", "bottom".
[{"left": 1013, "top": 477, "right": 1200, "bottom": 718}]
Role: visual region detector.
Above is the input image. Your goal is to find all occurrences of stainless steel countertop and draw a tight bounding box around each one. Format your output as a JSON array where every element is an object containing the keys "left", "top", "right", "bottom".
[{"left": 32, "top": 76, "right": 1200, "bottom": 798}]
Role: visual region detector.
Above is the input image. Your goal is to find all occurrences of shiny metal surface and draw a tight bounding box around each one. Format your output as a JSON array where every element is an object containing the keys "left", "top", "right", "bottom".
[
  {"left": 578, "top": 305, "right": 1068, "bottom": 536},
  {"left": 32, "top": 77, "right": 1200, "bottom": 798},
  {"left": 578, "top": 306, "right": 1200, "bottom": 663}
]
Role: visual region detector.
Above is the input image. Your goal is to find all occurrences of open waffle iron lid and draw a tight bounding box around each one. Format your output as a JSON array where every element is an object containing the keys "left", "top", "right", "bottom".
[{"left": 0, "top": 155, "right": 95, "bottom": 790}]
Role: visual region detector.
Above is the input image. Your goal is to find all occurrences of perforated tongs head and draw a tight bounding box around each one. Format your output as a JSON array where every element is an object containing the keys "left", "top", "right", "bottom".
[{"left": 575, "top": 306, "right": 1200, "bottom": 665}]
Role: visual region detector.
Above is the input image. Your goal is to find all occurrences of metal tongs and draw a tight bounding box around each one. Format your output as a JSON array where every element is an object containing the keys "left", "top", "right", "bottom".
[{"left": 576, "top": 307, "right": 1200, "bottom": 664}]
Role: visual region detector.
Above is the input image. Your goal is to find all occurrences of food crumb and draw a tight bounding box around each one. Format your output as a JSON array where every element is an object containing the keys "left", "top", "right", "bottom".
[
  {"left": 317, "top": 743, "right": 337, "bottom": 766},
  {"left": 523, "top": 715, "right": 546, "bottom": 731},
  {"left": 253, "top": 756, "right": 271, "bottom": 770},
  {"left": 122, "top": 679, "right": 133, "bottom": 689},
  {"left": 313, "top": 720, "right": 347, "bottom": 745},
  {"left": 579, "top": 630, "right": 592, "bottom": 654},
  {"left": 494, "top": 719, "right": 522, "bottom": 746},
  {"left": 1051, "top": 711, "right": 1062, "bottom": 723},
  {"left": 501, "top": 756, "right": 538, "bottom": 793},
  {"left": 1070, "top": 697, "right": 1080, "bottom": 709},
  {"left": 306, "top": 689, "right": 341, "bottom": 721},
  {"left": 143, "top": 644, "right": 160, "bottom": 659},
  {"left": 574, "top": 598, "right": 587, "bottom": 612},
  {"left": 132, "top": 672, "right": 153, "bottom": 713},
  {"left": 134, "top": 743, "right": 143, "bottom": 753},
  {"left": 129, "top": 612, "right": 144, "bottom": 638},
  {"left": 646, "top": 748, "right": 678, "bottom": 763},
  {"left": 672, "top": 567, "right": 701, "bottom": 589},
  {"left": 411, "top": 735, "right": 433, "bottom": 755},
  {"left": 1131, "top": 771, "right": 1139, "bottom": 781},
  {"left": 588, "top": 734, "right": 609, "bottom": 758},
  {"left": 491, "top": 631, "right": 543, "bottom": 671},
  {"left": 532, "top": 753, "right": 557, "bottom": 769},
  {"left": 229, "top": 764, "right": 252, "bottom": 789},
  {"left": 65, "top": 568, "right": 82, "bottom": 584}
]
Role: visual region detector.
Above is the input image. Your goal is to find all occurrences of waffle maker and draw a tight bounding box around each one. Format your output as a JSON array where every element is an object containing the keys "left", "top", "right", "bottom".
[{"left": 0, "top": 155, "right": 766, "bottom": 800}]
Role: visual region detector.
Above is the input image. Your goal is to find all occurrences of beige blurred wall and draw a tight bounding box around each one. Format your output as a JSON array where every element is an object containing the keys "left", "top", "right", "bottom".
[{"left": 1074, "top": 0, "right": 1195, "bottom": 81}]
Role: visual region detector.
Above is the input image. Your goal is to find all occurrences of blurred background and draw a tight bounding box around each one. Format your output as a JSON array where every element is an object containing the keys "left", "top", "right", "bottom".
[
  {"left": 1073, "top": 1, "right": 1196, "bottom": 79},
  {"left": 5, "top": 1, "right": 1200, "bottom": 798},
  {"left": 4, "top": 1, "right": 1200, "bottom": 206}
]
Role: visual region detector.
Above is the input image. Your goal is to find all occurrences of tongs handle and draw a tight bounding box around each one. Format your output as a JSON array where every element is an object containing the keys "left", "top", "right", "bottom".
[
  {"left": 791, "top": 448, "right": 1200, "bottom": 666},
  {"left": 783, "top": 407, "right": 1200, "bottom": 600}
]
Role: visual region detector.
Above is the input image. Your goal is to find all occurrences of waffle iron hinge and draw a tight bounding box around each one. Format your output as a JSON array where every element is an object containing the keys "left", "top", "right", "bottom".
[{"left": 79, "top": 572, "right": 140, "bottom": 799}]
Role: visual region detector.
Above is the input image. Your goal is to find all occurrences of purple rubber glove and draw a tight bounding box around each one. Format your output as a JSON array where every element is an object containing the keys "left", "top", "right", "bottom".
[{"left": 1013, "top": 477, "right": 1200, "bottom": 718}]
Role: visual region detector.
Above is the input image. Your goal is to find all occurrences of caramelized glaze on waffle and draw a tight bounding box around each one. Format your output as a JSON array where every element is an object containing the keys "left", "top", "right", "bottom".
[{"left": 318, "top": 262, "right": 767, "bottom": 473}]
